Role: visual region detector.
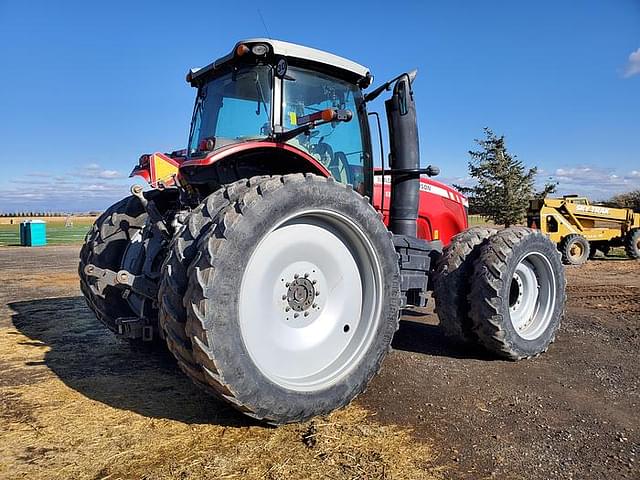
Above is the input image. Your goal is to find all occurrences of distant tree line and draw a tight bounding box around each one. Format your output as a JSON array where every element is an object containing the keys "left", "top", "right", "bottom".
[
  {"left": 603, "top": 190, "right": 640, "bottom": 212},
  {"left": 0, "top": 212, "right": 67, "bottom": 217}
]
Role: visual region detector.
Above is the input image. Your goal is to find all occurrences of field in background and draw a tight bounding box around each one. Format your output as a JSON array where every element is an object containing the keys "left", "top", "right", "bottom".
[
  {"left": 467, "top": 214, "right": 493, "bottom": 226},
  {"left": 0, "top": 216, "right": 95, "bottom": 247}
]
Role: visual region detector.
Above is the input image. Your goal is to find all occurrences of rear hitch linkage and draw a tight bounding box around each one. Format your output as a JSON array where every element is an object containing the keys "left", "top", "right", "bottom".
[
  {"left": 83, "top": 264, "right": 159, "bottom": 301},
  {"left": 131, "top": 185, "right": 171, "bottom": 240}
]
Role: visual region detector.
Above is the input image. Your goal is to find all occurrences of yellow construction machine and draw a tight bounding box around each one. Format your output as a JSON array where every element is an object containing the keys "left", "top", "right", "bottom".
[{"left": 528, "top": 195, "right": 640, "bottom": 265}]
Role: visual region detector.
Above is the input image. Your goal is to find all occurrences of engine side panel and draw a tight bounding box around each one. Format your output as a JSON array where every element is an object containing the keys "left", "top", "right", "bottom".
[{"left": 373, "top": 175, "right": 468, "bottom": 246}]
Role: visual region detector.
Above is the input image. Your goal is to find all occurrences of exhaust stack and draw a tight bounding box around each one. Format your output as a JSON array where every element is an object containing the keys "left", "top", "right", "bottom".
[{"left": 385, "top": 70, "right": 420, "bottom": 237}]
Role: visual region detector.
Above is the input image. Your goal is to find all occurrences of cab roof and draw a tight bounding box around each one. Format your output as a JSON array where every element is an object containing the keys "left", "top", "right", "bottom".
[{"left": 187, "top": 38, "right": 371, "bottom": 86}]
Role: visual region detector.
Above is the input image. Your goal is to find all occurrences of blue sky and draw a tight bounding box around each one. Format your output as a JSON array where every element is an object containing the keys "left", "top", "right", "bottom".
[{"left": 0, "top": 0, "right": 638, "bottom": 212}]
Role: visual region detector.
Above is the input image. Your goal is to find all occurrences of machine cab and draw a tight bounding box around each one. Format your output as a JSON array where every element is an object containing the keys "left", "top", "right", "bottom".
[
  {"left": 184, "top": 39, "right": 374, "bottom": 195},
  {"left": 563, "top": 195, "right": 589, "bottom": 205}
]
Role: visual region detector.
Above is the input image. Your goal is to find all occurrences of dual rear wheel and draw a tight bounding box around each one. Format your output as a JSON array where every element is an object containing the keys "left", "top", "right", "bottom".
[{"left": 434, "top": 227, "right": 565, "bottom": 360}]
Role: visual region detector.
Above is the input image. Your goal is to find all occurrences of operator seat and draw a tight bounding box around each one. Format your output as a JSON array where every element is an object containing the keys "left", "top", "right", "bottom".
[{"left": 312, "top": 141, "right": 348, "bottom": 184}]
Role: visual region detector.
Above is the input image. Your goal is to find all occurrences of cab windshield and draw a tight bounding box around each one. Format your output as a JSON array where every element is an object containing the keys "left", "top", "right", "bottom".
[{"left": 188, "top": 66, "right": 273, "bottom": 156}]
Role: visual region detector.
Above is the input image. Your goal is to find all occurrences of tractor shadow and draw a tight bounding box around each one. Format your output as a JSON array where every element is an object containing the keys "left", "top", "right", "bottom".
[
  {"left": 7, "top": 297, "right": 492, "bottom": 426},
  {"left": 7, "top": 296, "right": 253, "bottom": 427},
  {"left": 393, "top": 309, "right": 495, "bottom": 360}
]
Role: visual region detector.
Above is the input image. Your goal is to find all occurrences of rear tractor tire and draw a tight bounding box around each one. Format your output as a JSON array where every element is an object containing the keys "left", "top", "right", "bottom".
[
  {"left": 433, "top": 227, "right": 496, "bottom": 344},
  {"left": 625, "top": 228, "right": 640, "bottom": 259},
  {"left": 559, "top": 234, "right": 590, "bottom": 265},
  {"left": 177, "top": 174, "right": 402, "bottom": 424},
  {"left": 469, "top": 228, "right": 566, "bottom": 360}
]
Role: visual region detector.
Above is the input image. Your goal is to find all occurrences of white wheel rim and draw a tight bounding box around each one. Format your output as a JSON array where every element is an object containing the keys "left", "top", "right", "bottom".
[
  {"left": 508, "top": 252, "right": 556, "bottom": 341},
  {"left": 239, "top": 209, "right": 383, "bottom": 391}
]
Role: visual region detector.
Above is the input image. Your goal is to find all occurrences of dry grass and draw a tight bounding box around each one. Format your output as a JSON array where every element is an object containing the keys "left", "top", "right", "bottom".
[
  {"left": 0, "top": 280, "right": 444, "bottom": 479},
  {"left": 0, "top": 374, "right": 440, "bottom": 479}
]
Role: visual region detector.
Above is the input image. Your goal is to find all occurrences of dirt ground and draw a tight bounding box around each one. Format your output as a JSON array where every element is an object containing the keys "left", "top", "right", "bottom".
[{"left": 0, "top": 246, "right": 638, "bottom": 479}]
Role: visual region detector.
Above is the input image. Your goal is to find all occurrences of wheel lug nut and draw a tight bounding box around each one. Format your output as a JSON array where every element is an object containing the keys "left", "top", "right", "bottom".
[
  {"left": 304, "top": 311, "right": 309, "bottom": 317},
  {"left": 285, "top": 307, "right": 290, "bottom": 312},
  {"left": 315, "top": 291, "right": 320, "bottom": 296},
  {"left": 312, "top": 303, "right": 317, "bottom": 308},
  {"left": 294, "top": 313, "right": 299, "bottom": 318},
  {"left": 312, "top": 280, "right": 317, "bottom": 284},
  {"left": 282, "top": 295, "right": 287, "bottom": 300},
  {"left": 294, "top": 274, "right": 299, "bottom": 279},
  {"left": 304, "top": 273, "right": 309, "bottom": 278}
]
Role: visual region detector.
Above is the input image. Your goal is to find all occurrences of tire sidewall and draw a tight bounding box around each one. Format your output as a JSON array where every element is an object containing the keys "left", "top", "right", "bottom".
[
  {"left": 201, "top": 178, "right": 400, "bottom": 419},
  {"left": 494, "top": 233, "right": 564, "bottom": 356}
]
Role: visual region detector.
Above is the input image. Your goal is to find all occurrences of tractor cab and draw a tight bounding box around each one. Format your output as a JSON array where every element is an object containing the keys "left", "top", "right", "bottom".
[{"left": 184, "top": 39, "right": 373, "bottom": 194}]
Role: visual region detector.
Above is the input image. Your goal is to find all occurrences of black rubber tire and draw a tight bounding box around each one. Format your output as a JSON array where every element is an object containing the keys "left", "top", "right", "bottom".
[
  {"left": 559, "top": 234, "right": 590, "bottom": 265},
  {"left": 79, "top": 196, "right": 147, "bottom": 333},
  {"left": 625, "top": 228, "right": 640, "bottom": 259},
  {"left": 158, "top": 176, "right": 269, "bottom": 386},
  {"left": 433, "top": 227, "right": 497, "bottom": 344},
  {"left": 468, "top": 227, "right": 566, "bottom": 360},
  {"left": 180, "top": 174, "right": 402, "bottom": 424}
]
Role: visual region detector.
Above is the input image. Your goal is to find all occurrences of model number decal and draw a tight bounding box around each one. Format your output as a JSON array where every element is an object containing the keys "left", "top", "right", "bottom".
[{"left": 575, "top": 205, "right": 609, "bottom": 215}]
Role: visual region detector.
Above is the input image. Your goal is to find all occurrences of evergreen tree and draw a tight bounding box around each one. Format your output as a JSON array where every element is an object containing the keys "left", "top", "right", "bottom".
[
  {"left": 455, "top": 128, "right": 537, "bottom": 227},
  {"left": 535, "top": 180, "right": 558, "bottom": 199}
]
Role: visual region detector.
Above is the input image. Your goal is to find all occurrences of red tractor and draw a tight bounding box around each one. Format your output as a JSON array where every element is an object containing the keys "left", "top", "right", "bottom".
[{"left": 80, "top": 39, "right": 565, "bottom": 424}]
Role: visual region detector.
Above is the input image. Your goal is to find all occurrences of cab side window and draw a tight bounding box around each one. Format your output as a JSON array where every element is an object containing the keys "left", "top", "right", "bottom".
[{"left": 283, "top": 67, "right": 365, "bottom": 191}]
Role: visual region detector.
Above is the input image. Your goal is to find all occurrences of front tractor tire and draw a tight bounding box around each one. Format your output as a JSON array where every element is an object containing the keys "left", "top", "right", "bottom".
[
  {"left": 559, "top": 234, "right": 590, "bottom": 265},
  {"left": 173, "top": 174, "right": 401, "bottom": 424},
  {"left": 158, "top": 176, "right": 268, "bottom": 384},
  {"left": 469, "top": 228, "right": 566, "bottom": 360},
  {"left": 79, "top": 196, "right": 149, "bottom": 334}
]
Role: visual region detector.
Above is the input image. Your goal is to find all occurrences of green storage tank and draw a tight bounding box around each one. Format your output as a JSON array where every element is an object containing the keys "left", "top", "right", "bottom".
[{"left": 20, "top": 220, "right": 47, "bottom": 246}]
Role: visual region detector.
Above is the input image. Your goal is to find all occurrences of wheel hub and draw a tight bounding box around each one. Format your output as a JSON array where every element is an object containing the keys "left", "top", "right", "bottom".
[
  {"left": 570, "top": 244, "right": 582, "bottom": 257},
  {"left": 286, "top": 276, "right": 316, "bottom": 312},
  {"left": 507, "top": 253, "right": 556, "bottom": 340},
  {"left": 238, "top": 211, "right": 382, "bottom": 391}
]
